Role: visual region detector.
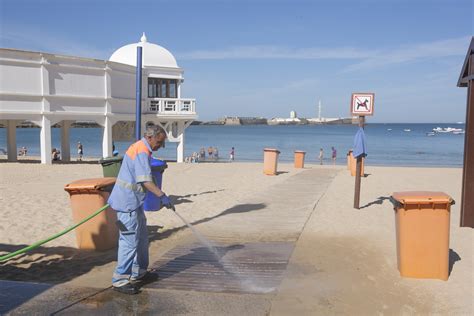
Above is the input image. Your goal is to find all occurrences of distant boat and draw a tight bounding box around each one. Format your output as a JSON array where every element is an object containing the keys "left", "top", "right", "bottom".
[
  {"left": 433, "top": 127, "right": 464, "bottom": 134},
  {"left": 404, "top": 129, "right": 411, "bottom": 132},
  {"left": 453, "top": 131, "right": 465, "bottom": 135},
  {"left": 387, "top": 128, "right": 392, "bottom": 131},
  {"left": 426, "top": 132, "right": 436, "bottom": 136}
]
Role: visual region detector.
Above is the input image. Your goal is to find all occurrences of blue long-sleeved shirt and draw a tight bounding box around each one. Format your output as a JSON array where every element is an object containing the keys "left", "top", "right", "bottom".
[{"left": 108, "top": 138, "right": 153, "bottom": 212}]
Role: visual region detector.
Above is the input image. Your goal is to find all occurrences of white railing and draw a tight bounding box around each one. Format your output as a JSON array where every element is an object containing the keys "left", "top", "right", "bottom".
[{"left": 145, "top": 98, "right": 196, "bottom": 114}]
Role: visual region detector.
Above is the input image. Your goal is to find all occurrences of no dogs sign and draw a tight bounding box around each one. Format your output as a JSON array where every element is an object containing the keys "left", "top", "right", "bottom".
[{"left": 351, "top": 93, "right": 374, "bottom": 116}]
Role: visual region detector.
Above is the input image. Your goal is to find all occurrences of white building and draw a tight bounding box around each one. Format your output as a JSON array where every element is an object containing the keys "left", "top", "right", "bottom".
[{"left": 0, "top": 33, "right": 197, "bottom": 164}]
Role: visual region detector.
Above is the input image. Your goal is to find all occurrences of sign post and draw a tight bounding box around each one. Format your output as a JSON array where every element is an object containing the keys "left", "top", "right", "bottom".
[{"left": 351, "top": 93, "right": 374, "bottom": 209}]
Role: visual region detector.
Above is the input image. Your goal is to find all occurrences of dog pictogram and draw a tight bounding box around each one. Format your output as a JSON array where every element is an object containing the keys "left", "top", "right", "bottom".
[{"left": 356, "top": 98, "right": 369, "bottom": 110}]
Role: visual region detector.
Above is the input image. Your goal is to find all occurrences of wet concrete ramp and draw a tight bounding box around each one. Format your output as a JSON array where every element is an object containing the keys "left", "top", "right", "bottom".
[{"left": 146, "top": 241, "right": 294, "bottom": 294}]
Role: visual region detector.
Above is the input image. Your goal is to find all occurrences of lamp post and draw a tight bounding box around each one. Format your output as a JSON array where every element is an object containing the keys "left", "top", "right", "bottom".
[{"left": 135, "top": 45, "right": 143, "bottom": 140}]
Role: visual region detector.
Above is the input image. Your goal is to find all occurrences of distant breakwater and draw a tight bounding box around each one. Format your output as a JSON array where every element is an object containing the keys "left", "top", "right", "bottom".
[
  {"left": 1, "top": 117, "right": 355, "bottom": 128},
  {"left": 192, "top": 116, "right": 355, "bottom": 126}
]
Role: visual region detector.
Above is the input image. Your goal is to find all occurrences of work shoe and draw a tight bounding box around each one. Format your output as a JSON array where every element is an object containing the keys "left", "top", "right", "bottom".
[
  {"left": 113, "top": 283, "right": 139, "bottom": 295},
  {"left": 130, "top": 271, "right": 159, "bottom": 283}
]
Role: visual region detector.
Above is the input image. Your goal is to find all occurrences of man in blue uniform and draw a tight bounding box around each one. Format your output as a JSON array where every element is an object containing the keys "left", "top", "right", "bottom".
[{"left": 108, "top": 124, "right": 172, "bottom": 294}]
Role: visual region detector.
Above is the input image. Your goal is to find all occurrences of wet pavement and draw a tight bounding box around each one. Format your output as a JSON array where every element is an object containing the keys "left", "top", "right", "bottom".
[{"left": 2, "top": 280, "right": 272, "bottom": 315}]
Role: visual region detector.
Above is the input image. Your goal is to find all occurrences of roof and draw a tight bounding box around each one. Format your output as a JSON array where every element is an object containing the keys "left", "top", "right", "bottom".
[
  {"left": 457, "top": 36, "right": 474, "bottom": 87},
  {"left": 109, "top": 33, "right": 179, "bottom": 69}
]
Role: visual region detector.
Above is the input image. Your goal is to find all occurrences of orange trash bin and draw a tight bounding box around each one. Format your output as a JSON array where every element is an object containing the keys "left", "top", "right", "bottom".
[
  {"left": 350, "top": 152, "right": 364, "bottom": 176},
  {"left": 64, "top": 177, "right": 118, "bottom": 251},
  {"left": 347, "top": 150, "right": 352, "bottom": 170},
  {"left": 263, "top": 148, "right": 280, "bottom": 175},
  {"left": 391, "top": 191, "right": 454, "bottom": 280},
  {"left": 294, "top": 150, "right": 306, "bottom": 168}
]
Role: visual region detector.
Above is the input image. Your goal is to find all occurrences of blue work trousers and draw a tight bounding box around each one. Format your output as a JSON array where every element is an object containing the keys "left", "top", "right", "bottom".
[{"left": 112, "top": 207, "right": 149, "bottom": 286}]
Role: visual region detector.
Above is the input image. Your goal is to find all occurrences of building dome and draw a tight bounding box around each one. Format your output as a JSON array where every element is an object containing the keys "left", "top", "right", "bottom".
[{"left": 109, "top": 33, "right": 178, "bottom": 68}]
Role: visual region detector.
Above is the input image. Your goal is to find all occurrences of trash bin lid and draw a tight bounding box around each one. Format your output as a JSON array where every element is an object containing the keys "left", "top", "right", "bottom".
[
  {"left": 64, "top": 177, "right": 116, "bottom": 193},
  {"left": 150, "top": 158, "right": 167, "bottom": 167},
  {"left": 99, "top": 156, "right": 123, "bottom": 164},
  {"left": 294, "top": 150, "right": 306, "bottom": 154},
  {"left": 264, "top": 148, "right": 281, "bottom": 153},
  {"left": 391, "top": 191, "right": 454, "bottom": 205},
  {"left": 150, "top": 158, "right": 168, "bottom": 171}
]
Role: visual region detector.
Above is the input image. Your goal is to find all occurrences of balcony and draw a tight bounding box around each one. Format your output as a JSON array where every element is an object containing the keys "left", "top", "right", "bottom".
[{"left": 145, "top": 98, "right": 196, "bottom": 115}]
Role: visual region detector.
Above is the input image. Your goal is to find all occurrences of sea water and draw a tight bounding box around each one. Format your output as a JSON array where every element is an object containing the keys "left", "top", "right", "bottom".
[{"left": 0, "top": 123, "right": 465, "bottom": 167}]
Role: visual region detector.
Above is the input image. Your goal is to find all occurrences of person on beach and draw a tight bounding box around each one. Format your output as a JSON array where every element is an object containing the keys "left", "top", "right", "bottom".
[
  {"left": 52, "top": 148, "right": 60, "bottom": 161},
  {"left": 108, "top": 124, "right": 173, "bottom": 295},
  {"left": 18, "top": 146, "right": 27, "bottom": 156},
  {"left": 208, "top": 146, "right": 213, "bottom": 159},
  {"left": 191, "top": 151, "right": 199, "bottom": 163},
  {"left": 229, "top": 147, "right": 235, "bottom": 161},
  {"left": 331, "top": 146, "right": 337, "bottom": 165},
  {"left": 112, "top": 141, "right": 119, "bottom": 156},
  {"left": 319, "top": 148, "right": 324, "bottom": 165},
  {"left": 77, "top": 142, "right": 83, "bottom": 161},
  {"left": 213, "top": 147, "right": 219, "bottom": 160},
  {"left": 199, "top": 147, "right": 205, "bottom": 160}
]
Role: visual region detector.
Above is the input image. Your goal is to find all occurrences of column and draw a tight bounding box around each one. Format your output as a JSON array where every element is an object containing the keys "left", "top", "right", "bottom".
[
  {"left": 6, "top": 120, "right": 18, "bottom": 162},
  {"left": 102, "top": 116, "right": 113, "bottom": 158},
  {"left": 176, "top": 121, "right": 184, "bottom": 163},
  {"left": 61, "top": 120, "right": 72, "bottom": 162},
  {"left": 40, "top": 115, "right": 52, "bottom": 164}
]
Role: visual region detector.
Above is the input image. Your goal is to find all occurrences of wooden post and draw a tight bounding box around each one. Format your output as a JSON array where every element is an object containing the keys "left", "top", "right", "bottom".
[
  {"left": 460, "top": 53, "right": 474, "bottom": 227},
  {"left": 457, "top": 37, "right": 474, "bottom": 228},
  {"left": 354, "top": 116, "right": 365, "bottom": 209}
]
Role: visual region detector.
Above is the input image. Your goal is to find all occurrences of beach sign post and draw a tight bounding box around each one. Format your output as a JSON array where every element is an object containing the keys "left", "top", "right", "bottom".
[{"left": 351, "top": 93, "right": 374, "bottom": 209}]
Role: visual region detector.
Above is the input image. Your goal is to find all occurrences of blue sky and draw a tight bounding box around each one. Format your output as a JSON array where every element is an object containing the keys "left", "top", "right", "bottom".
[{"left": 1, "top": 0, "right": 472, "bottom": 122}]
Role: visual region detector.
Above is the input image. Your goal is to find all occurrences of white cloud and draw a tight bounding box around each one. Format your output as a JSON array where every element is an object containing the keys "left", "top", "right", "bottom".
[
  {"left": 343, "top": 36, "right": 470, "bottom": 72},
  {"left": 178, "top": 36, "right": 470, "bottom": 72},
  {"left": 178, "top": 45, "right": 377, "bottom": 60}
]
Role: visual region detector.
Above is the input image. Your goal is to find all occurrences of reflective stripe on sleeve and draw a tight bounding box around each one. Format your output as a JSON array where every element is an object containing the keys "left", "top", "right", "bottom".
[
  {"left": 136, "top": 175, "right": 153, "bottom": 182},
  {"left": 116, "top": 178, "right": 145, "bottom": 193}
]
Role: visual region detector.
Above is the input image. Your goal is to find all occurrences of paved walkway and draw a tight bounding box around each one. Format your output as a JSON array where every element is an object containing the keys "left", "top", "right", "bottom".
[{"left": 2, "top": 168, "right": 339, "bottom": 315}]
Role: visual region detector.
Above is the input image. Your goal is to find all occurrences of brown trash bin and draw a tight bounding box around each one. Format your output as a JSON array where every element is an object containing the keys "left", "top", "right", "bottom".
[
  {"left": 64, "top": 177, "right": 118, "bottom": 251},
  {"left": 391, "top": 191, "right": 454, "bottom": 280},
  {"left": 350, "top": 152, "right": 364, "bottom": 176},
  {"left": 263, "top": 148, "right": 280, "bottom": 175},
  {"left": 294, "top": 150, "right": 306, "bottom": 168}
]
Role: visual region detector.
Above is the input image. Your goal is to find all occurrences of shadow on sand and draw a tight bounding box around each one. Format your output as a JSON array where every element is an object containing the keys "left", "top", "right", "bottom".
[
  {"left": 359, "top": 196, "right": 391, "bottom": 209},
  {"left": 449, "top": 249, "right": 461, "bottom": 276}
]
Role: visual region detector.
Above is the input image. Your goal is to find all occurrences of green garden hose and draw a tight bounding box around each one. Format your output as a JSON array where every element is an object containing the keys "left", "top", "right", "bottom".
[{"left": 0, "top": 204, "right": 110, "bottom": 262}]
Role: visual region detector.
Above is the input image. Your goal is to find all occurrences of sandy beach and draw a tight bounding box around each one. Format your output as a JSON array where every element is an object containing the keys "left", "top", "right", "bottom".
[{"left": 0, "top": 160, "right": 472, "bottom": 314}]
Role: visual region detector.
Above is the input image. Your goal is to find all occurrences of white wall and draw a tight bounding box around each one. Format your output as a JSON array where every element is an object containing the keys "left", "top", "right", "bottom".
[
  {"left": 109, "top": 71, "right": 136, "bottom": 99},
  {"left": 48, "top": 66, "right": 105, "bottom": 97},
  {"left": 0, "top": 63, "right": 42, "bottom": 95}
]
